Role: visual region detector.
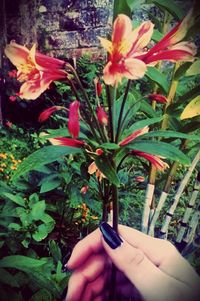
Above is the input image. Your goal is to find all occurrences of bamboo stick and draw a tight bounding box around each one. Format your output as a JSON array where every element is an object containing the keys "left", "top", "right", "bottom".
[
  {"left": 159, "top": 150, "right": 200, "bottom": 239},
  {"left": 176, "top": 174, "right": 200, "bottom": 243},
  {"left": 182, "top": 199, "right": 200, "bottom": 244},
  {"left": 148, "top": 191, "right": 168, "bottom": 236},
  {"left": 141, "top": 183, "right": 155, "bottom": 233},
  {"left": 182, "top": 232, "right": 200, "bottom": 257}
]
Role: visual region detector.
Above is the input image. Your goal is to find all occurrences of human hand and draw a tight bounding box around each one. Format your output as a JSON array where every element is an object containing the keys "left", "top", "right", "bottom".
[{"left": 65, "top": 222, "right": 200, "bottom": 301}]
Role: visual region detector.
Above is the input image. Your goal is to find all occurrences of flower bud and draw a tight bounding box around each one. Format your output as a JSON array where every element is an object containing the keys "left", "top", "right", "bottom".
[{"left": 97, "top": 106, "right": 108, "bottom": 126}]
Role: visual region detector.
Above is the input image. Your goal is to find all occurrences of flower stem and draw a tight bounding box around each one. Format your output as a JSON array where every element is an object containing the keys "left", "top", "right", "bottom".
[{"left": 115, "top": 80, "right": 131, "bottom": 143}]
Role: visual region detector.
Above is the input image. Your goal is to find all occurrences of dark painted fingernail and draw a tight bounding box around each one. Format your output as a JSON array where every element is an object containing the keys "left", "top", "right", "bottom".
[
  {"left": 61, "top": 249, "right": 72, "bottom": 273},
  {"left": 99, "top": 222, "right": 123, "bottom": 249}
]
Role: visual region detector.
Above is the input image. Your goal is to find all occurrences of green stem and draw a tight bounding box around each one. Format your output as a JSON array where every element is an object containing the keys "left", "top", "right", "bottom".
[{"left": 115, "top": 80, "right": 131, "bottom": 143}]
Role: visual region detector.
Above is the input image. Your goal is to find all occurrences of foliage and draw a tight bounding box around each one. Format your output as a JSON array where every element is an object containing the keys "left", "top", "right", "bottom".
[{"left": 1, "top": 0, "right": 200, "bottom": 300}]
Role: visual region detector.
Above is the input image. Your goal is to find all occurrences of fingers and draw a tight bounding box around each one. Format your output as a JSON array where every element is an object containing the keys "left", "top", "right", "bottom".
[
  {"left": 65, "top": 254, "right": 108, "bottom": 301},
  {"left": 102, "top": 237, "right": 189, "bottom": 301},
  {"left": 67, "top": 228, "right": 102, "bottom": 270},
  {"left": 67, "top": 224, "right": 176, "bottom": 271}
]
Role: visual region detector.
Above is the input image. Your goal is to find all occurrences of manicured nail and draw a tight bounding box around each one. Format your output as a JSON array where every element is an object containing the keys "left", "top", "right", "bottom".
[{"left": 99, "top": 222, "right": 123, "bottom": 249}]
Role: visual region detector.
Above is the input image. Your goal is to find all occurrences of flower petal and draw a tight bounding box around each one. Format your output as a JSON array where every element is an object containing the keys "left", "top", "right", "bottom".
[
  {"left": 4, "top": 41, "right": 29, "bottom": 67},
  {"left": 99, "top": 37, "right": 113, "bottom": 53},
  {"left": 132, "top": 150, "right": 169, "bottom": 171},
  {"left": 48, "top": 137, "right": 85, "bottom": 148},
  {"left": 112, "top": 14, "right": 133, "bottom": 45},
  {"left": 68, "top": 100, "right": 80, "bottom": 139},
  {"left": 128, "top": 21, "right": 154, "bottom": 55},
  {"left": 119, "top": 126, "right": 149, "bottom": 146}
]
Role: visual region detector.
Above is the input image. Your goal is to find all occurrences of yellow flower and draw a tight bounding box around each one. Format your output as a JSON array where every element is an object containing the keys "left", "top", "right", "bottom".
[
  {"left": 1, "top": 163, "right": 6, "bottom": 168},
  {"left": 0, "top": 153, "right": 7, "bottom": 159},
  {"left": 0, "top": 168, "right": 4, "bottom": 172},
  {"left": 11, "top": 166, "right": 17, "bottom": 170}
]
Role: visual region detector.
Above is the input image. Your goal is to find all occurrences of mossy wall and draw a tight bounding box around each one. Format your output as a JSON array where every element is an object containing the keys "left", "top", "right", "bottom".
[{"left": 5, "top": 0, "right": 113, "bottom": 59}]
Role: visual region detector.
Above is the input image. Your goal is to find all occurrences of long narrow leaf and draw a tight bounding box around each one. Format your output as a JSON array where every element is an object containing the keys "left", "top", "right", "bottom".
[
  {"left": 11, "top": 146, "right": 82, "bottom": 182},
  {"left": 127, "top": 140, "right": 190, "bottom": 164}
]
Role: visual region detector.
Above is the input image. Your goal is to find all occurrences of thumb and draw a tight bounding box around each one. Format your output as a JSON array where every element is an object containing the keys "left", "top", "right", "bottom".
[{"left": 100, "top": 222, "right": 184, "bottom": 301}]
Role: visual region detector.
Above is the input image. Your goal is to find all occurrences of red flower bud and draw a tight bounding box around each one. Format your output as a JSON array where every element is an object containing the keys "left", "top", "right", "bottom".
[
  {"left": 9, "top": 95, "right": 17, "bottom": 102},
  {"left": 97, "top": 106, "right": 108, "bottom": 126},
  {"left": 135, "top": 176, "right": 145, "bottom": 183},
  {"left": 68, "top": 100, "right": 80, "bottom": 139},
  {"left": 80, "top": 185, "right": 89, "bottom": 194},
  {"left": 148, "top": 94, "right": 167, "bottom": 103},
  {"left": 94, "top": 78, "right": 103, "bottom": 97},
  {"left": 96, "top": 148, "right": 104, "bottom": 155},
  {"left": 38, "top": 106, "right": 63, "bottom": 122}
]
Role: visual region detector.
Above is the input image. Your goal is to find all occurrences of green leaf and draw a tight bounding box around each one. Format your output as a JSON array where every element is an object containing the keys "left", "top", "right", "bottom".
[
  {"left": 0, "top": 268, "right": 20, "bottom": 287},
  {"left": 152, "top": 29, "right": 163, "bottom": 42},
  {"left": 32, "top": 224, "right": 49, "bottom": 242},
  {"left": 147, "top": 0, "right": 184, "bottom": 20},
  {"left": 174, "top": 62, "right": 193, "bottom": 80},
  {"left": 122, "top": 116, "right": 163, "bottom": 138},
  {"left": 101, "top": 143, "right": 120, "bottom": 150},
  {"left": 185, "top": 60, "right": 200, "bottom": 76},
  {"left": 8, "top": 223, "right": 21, "bottom": 231},
  {"left": 31, "top": 201, "right": 46, "bottom": 220},
  {"left": 30, "top": 288, "right": 53, "bottom": 301},
  {"left": 126, "top": 0, "right": 144, "bottom": 10},
  {"left": 127, "top": 140, "right": 190, "bottom": 164},
  {"left": 146, "top": 67, "right": 169, "bottom": 93},
  {"left": 142, "top": 131, "right": 200, "bottom": 141},
  {"left": 140, "top": 100, "right": 158, "bottom": 117},
  {"left": 3, "top": 192, "right": 25, "bottom": 207},
  {"left": 113, "top": 0, "right": 131, "bottom": 20},
  {"left": 39, "top": 175, "right": 62, "bottom": 193},
  {"left": 48, "top": 240, "right": 62, "bottom": 263},
  {"left": 11, "top": 146, "right": 82, "bottom": 181},
  {"left": 95, "top": 156, "right": 120, "bottom": 186},
  {"left": 0, "top": 255, "right": 48, "bottom": 270},
  {"left": 180, "top": 96, "right": 200, "bottom": 120}
]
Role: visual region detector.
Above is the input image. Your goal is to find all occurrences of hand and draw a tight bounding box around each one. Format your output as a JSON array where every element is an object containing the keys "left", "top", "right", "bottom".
[{"left": 65, "top": 223, "right": 200, "bottom": 301}]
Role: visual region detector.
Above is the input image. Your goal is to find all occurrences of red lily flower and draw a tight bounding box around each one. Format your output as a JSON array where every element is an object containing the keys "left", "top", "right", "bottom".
[
  {"left": 100, "top": 12, "right": 196, "bottom": 86},
  {"left": 96, "top": 106, "right": 108, "bottom": 126},
  {"left": 148, "top": 94, "right": 168, "bottom": 103},
  {"left": 68, "top": 100, "right": 80, "bottom": 139},
  {"left": 132, "top": 150, "right": 169, "bottom": 171},
  {"left": 99, "top": 14, "right": 152, "bottom": 85},
  {"left": 4, "top": 41, "right": 67, "bottom": 100},
  {"left": 48, "top": 137, "right": 85, "bottom": 148},
  {"left": 141, "top": 10, "right": 196, "bottom": 64},
  {"left": 38, "top": 106, "right": 64, "bottom": 122},
  {"left": 119, "top": 126, "right": 149, "bottom": 146}
]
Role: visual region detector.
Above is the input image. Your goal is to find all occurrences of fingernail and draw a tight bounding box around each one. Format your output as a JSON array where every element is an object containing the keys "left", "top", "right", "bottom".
[{"left": 99, "top": 222, "right": 123, "bottom": 249}]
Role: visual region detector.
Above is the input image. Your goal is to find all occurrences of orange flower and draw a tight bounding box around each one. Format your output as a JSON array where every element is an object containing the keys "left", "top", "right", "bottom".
[
  {"left": 4, "top": 41, "right": 67, "bottom": 100},
  {"left": 100, "top": 11, "right": 196, "bottom": 86},
  {"left": 132, "top": 150, "right": 169, "bottom": 171},
  {"left": 88, "top": 162, "right": 106, "bottom": 182},
  {"left": 99, "top": 14, "right": 151, "bottom": 85}
]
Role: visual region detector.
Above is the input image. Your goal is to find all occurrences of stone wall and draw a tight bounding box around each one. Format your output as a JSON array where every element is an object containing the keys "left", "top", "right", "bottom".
[{"left": 4, "top": 0, "right": 114, "bottom": 59}]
